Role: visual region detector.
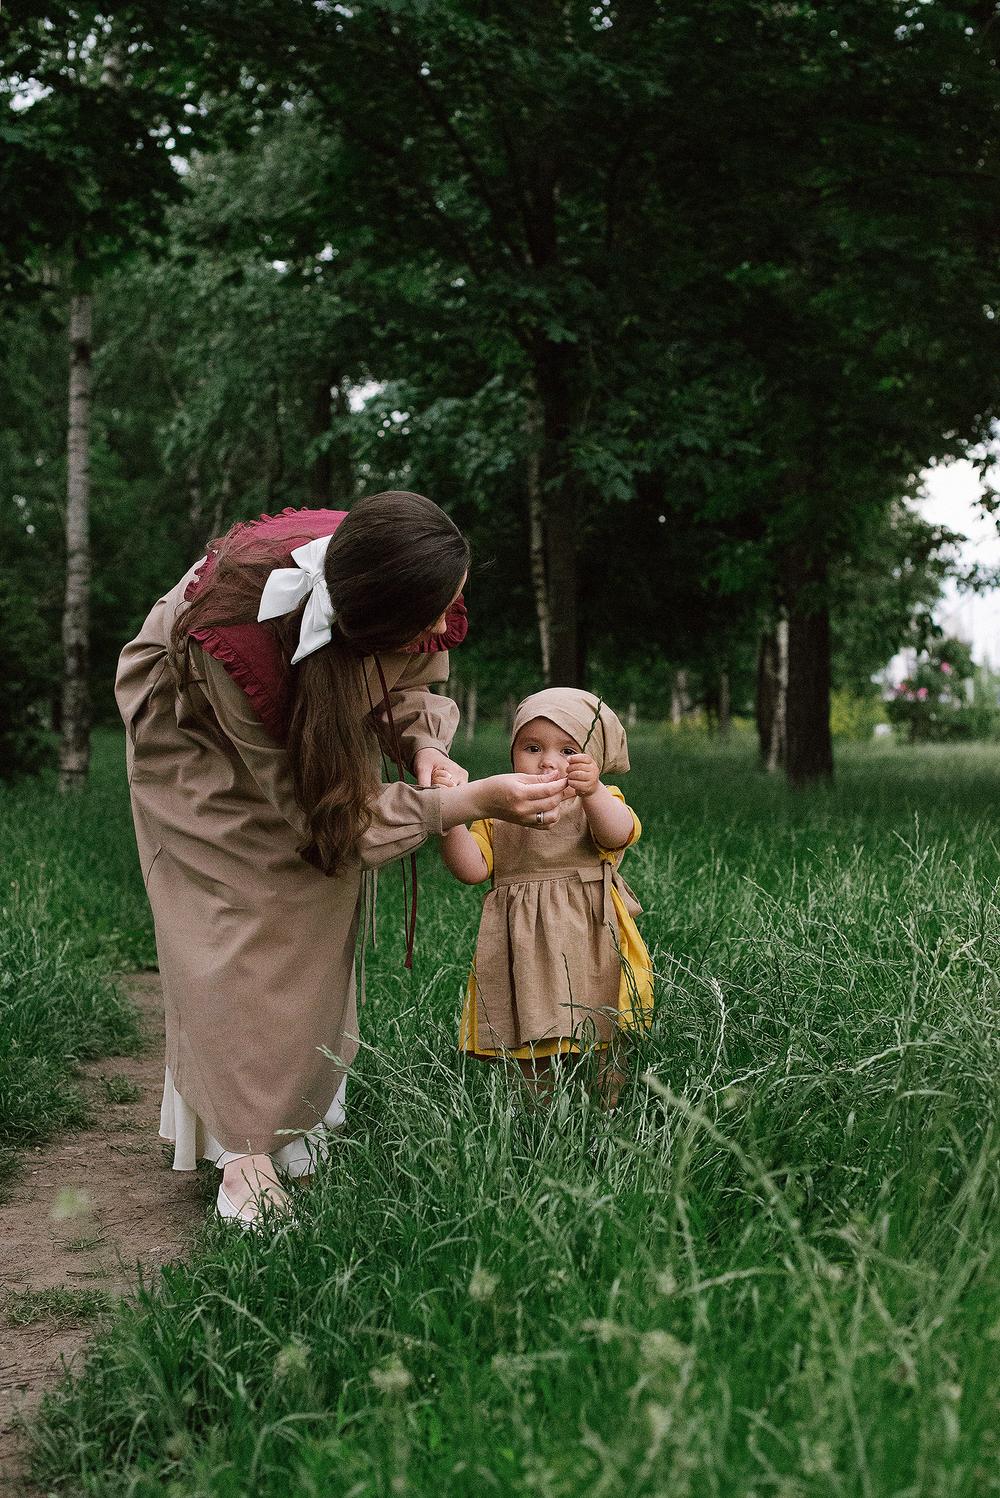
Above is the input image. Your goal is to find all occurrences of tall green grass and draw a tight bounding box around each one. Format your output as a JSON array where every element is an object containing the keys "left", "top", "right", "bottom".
[
  {"left": 22, "top": 733, "right": 1000, "bottom": 1494},
  {"left": 0, "top": 734, "right": 151, "bottom": 1195}
]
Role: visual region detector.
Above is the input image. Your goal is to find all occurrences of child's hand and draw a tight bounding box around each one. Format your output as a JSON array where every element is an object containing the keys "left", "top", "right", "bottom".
[
  {"left": 566, "top": 754, "right": 600, "bottom": 798},
  {"left": 431, "top": 763, "right": 460, "bottom": 788}
]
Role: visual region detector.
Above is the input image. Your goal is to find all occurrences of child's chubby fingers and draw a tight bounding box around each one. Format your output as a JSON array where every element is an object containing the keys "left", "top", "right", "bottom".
[
  {"left": 532, "top": 768, "right": 576, "bottom": 800},
  {"left": 430, "top": 764, "right": 459, "bottom": 788},
  {"left": 567, "top": 754, "right": 596, "bottom": 772},
  {"left": 566, "top": 754, "right": 600, "bottom": 795}
]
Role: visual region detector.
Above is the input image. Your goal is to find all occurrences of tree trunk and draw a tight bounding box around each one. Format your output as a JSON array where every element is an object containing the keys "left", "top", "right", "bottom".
[
  {"left": 534, "top": 341, "right": 579, "bottom": 685},
  {"left": 757, "top": 624, "right": 789, "bottom": 770},
  {"left": 524, "top": 391, "right": 551, "bottom": 682},
  {"left": 784, "top": 553, "right": 833, "bottom": 786},
  {"left": 670, "top": 668, "right": 689, "bottom": 726},
  {"left": 718, "top": 670, "right": 731, "bottom": 739},
  {"left": 766, "top": 623, "right": 790, "bottom": 772},
  {"left": 60, "top": 290, "right": 93, "bottom": 793},
  {"left": 756, "top": 631, "right": 777, "bottom": 763},
  {"left": 464, "top": 680, "right": 478, "bottom": 743},
  {"left": 768, "top": 618, "right": 789, "bottom": 773}
]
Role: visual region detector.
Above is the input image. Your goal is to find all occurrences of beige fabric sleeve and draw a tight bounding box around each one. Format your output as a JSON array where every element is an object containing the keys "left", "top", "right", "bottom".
[
  {"left": 371, "top": 650, "right": 460, "bottom": 769},
  {"left": 196, "top": 645, "right": 443, "bottom": 869},
  {"left": 357, "top": 783, "right": 443, "bottom": 869}
]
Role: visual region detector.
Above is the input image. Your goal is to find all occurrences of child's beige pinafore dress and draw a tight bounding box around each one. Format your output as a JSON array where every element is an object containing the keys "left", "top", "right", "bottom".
[{"left": 458, "top": 789, "right": 653, "bottom": 1059}]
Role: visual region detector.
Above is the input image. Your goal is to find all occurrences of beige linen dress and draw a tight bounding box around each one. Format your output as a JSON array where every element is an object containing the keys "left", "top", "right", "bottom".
[
  {"left": 458, "top": 688, "right": 653, "bottom": 1059},
  {"left": 115, "top": 565, "right": 457, "bottom": 1165},
  {"left": 461, "top": 794, "right": 651, "bottom": 1054}
]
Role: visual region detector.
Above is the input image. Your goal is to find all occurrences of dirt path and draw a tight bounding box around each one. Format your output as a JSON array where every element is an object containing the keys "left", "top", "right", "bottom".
[{"left": 0, "top": 972, "right": 204, "bottom": 1495}]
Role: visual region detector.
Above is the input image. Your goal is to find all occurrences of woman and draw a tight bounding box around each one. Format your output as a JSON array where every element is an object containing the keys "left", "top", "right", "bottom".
[{"left": 116, "top": 492, "right": 568, "bottom": 1226}]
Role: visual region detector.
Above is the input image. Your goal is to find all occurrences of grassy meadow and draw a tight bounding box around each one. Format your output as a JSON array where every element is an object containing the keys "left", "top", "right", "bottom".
[
  {"left": 9, "top": 728, "right": 1000, "bottom": 1495},
  {"left": 0, "top": 735, "right": 153, "bottom": 1199}
]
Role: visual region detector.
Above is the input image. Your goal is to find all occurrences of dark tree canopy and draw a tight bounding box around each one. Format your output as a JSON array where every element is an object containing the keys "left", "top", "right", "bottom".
[{"left": 2, "top": 0, "right": 1000, "bottom": 779}]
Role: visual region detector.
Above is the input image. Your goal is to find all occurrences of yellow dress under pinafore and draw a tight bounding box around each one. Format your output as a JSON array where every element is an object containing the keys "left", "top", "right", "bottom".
[{"left": 458, "top": 787, "right": 653, "bottom": 1059}]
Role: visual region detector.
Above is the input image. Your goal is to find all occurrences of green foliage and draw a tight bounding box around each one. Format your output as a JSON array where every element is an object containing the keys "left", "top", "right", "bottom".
[
  {"left": 4, "top": 1288, "right": 114, "bottom": 1327},
  {"left": 3, "top": 0, "right": 1000, "bottom": 778},
  {"left": 831, "top": 500, "right": 960, "bottom": 695},
  {"left": 0, "top": 571, "right": 57, "bottom": 780},
  {"left": 0, "top": 5, "right": 211, "bottom": 295},
  {"left": 23, "top": 732, "right": 1000, "bottom": 1495},
  {"left": 0, "top": 733, "right": 150, "bottom": 1190},
  {"left": 829, "top": 688, "right": 886, "bottom": 743},
  {"left": 100, "top": 1075, "right": 142, "bottom": 1105}
]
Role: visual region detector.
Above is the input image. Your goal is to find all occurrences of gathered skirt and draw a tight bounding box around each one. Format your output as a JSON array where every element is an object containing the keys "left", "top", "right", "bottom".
[{"left": 459, "top": 881, "right": 653, "bottom": 1059}]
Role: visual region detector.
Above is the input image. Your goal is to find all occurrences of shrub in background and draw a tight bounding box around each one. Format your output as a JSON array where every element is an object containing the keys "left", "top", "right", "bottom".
[
  {"left": 830, "top": 688, "right": 887, "bottom": 742},
  {"left": 886, "top": 637, "right": 999, "bottom": 742}
]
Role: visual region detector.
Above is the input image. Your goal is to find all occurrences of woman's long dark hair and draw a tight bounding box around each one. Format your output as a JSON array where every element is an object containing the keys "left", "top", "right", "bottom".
[{"left": 170, "top": 491, "right": 470, "bottom": 875}]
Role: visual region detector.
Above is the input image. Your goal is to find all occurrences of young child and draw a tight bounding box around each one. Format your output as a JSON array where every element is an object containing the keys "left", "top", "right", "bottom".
[{"left": 433, "top": 689, "right": 653, "bottom": 1101}]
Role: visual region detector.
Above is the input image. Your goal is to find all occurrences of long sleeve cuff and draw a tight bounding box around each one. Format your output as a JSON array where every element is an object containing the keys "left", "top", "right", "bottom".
[
  {"left": 368, "top": 650, "right": 460, "bottom": 773},
  {"left": 358, "top": 783, "right": 443, "bottom": 870},
  {"left": 403, "top": 728, "right": 455, "bottom": 761},
  {"left": 390, "top": 692, "right": 459, "bottom": 770}
]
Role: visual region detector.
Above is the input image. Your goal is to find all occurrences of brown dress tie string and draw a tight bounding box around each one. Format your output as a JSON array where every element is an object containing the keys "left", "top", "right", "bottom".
[{"left": 372, "top": 655, "right": 419, "bottom": 969}]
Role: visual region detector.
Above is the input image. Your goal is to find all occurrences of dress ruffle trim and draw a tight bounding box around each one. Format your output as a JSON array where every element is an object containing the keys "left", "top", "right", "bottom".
[
  {"left": 404, "top": 596, "right": 469, "bottom": 654},
  {"left": 188, "top": 623, "right": 290, "bottom": 742}
]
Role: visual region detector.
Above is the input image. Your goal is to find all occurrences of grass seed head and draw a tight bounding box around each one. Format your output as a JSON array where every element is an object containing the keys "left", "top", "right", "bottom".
[
  {"left": 50, "top": 1186, "right": 93, "bottom": 1221},
  {"left": 370, "top": 1359, "right": 412, "bottom": 1395},
  {"left": 640, "top": 1330, "right": 689, "bottom": 1369},
  {"left": 468, "top": 1264, "right": 498, "bottom": 1302}
]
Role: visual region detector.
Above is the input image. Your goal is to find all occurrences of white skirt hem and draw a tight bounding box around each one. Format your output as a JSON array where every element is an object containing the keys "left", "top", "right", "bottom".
[{"left": 159, "top": 1066, "right": 347, "bottom": 1176}]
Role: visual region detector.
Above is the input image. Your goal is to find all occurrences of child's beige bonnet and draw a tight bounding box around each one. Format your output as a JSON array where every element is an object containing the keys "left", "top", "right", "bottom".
[{"left": 511, "top": 689, "right": 630, "bottom": 774}]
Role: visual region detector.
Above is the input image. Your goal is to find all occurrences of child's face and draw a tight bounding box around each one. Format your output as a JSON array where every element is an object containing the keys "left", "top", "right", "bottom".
[{"left": 512, "top": 717, "right": 581, "bottom": 775}]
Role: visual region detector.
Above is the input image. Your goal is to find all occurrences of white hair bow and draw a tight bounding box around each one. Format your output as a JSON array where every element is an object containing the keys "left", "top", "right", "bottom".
[{"left": 256, "top": 535, "right": 336, "bottom": 664}]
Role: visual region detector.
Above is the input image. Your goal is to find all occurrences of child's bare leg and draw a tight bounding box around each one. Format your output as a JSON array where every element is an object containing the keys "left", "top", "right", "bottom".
[
  {"left": 515, "top": 1053, "right": 555, "bottom": 1102},
  {"left": 595, "top": 1039, "right": 626, "bottom": 1109}
]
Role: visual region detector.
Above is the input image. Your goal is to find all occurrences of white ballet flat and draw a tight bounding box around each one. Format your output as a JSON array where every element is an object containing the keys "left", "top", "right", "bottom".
[{"left": 216, "top": 1182, "right": 291, "bottom": 1230}]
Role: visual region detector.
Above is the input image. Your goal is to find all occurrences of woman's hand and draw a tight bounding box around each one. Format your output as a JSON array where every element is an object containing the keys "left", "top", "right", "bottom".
[
  {"left": 413, "top": 747, "right": 469, "bottom": 788},
  {"left": 436, "top": 769, "right": 569, "bottom": 832},
  {"left": 478, "top": 771, "right": 570, "bottom": 827}
]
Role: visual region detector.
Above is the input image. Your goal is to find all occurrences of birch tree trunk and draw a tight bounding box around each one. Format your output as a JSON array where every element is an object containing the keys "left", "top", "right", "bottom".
[
  {"left": 767, "top": 617, "right": 789, "bottom": 774},
  {"left": 464, "top": 680, "right": 478, "bottom": 743},
  {"left": 756, "top": 630, "right": 777, "bottom": 764},
  {"left": 670, "top": 668, "right": 689, "bottom": 726},
  {"left": 59, "top": 290, "right": 93, "bottom": 792}
]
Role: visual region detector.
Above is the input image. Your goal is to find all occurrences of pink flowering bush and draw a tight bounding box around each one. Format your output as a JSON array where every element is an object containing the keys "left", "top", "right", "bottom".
[{"left": 886, "top": 638, "right": 996, "bottom": 742}]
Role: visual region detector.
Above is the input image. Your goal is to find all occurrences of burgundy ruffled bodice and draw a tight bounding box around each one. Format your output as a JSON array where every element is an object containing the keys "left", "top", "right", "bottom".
[{"left": 184, "top": 506, "right": 466, "bottom": 742}]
